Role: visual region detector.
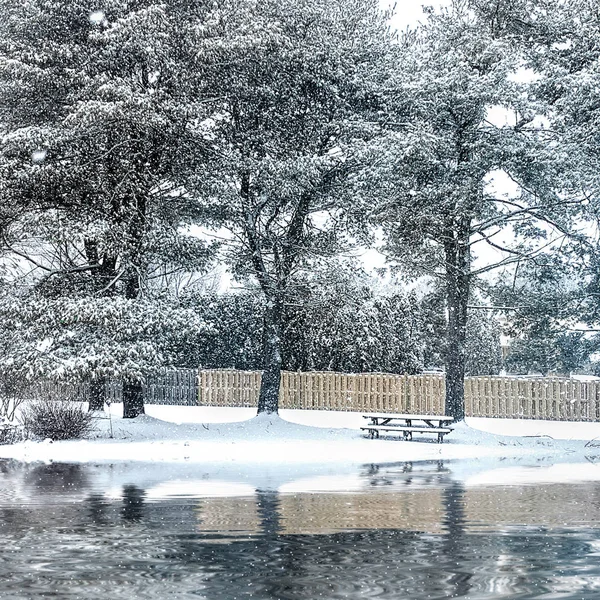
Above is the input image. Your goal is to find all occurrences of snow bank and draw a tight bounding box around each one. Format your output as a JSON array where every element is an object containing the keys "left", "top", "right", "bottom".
[{"left": 0, "top": 405, "right": 594, "bottom": 465}]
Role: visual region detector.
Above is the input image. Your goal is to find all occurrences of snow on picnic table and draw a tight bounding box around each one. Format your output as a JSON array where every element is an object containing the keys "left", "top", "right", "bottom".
[{"left": 0, "top": 405, "right": 597, "bottom": 466}]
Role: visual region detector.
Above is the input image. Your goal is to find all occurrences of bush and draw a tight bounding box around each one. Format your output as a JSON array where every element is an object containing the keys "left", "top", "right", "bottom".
[
  {"left": 0, "top": 422, "right": 24, "bottom": 445},
  {"left": 0, "top": 372, "right": 29, "bottom": 422},
  {"left": 20, "top": 400, "right": 95, "bottom": 441}
]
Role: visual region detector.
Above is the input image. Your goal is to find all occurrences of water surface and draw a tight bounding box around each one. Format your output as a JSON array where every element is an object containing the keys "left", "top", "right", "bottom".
[{"left": 1, "top": 458, "right": 600, "bottom": 599}]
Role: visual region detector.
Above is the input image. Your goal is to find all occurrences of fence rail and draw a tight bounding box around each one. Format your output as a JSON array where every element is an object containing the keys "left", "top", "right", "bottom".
[
  {"left": 198, "top": 370, "right": 445, "bottom": 414},
  {"left": 21, "top": 369, "right": 600, "bottom": 421},
  {"left": 30, "top": 370, "right": 199, "bottom": 406},
  {"left": 199, "top": 370, "right": 600, "bottom": 422}
]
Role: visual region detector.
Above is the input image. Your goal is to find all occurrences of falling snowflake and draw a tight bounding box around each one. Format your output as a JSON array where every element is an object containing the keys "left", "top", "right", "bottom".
[
  {"left": 31, "top": 149, "right": 47, "bottom": 163},
  {"left": 89, "top": 10, "right": 105, "bottom": 25}
]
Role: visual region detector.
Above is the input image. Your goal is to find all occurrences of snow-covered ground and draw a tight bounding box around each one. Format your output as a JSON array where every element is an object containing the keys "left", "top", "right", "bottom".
[
  {"left": 0, "top": 405, "right": 598, "bottom": 466},
  {"left": 3, "top": 406, "right": 600, "bottom": 500}
]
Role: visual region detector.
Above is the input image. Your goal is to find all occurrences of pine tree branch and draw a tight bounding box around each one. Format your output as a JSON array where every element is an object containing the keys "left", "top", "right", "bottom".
[{"left": 470, "top": 235, "right": 564, "bottom": 276}]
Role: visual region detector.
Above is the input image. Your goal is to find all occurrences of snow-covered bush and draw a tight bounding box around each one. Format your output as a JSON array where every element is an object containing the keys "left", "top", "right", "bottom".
[
  {"left": 181, "top": 267, "right": 426, "bottom": 375},
  {"left": 0, "top": 388, "right": 27, "bottom": 423},
  {"left": 0, "top": 292, "right": 209, "bottom": 387},
  {"left": 20, "top": 401, "right": 95, "bottom": 441},
  {"left": 0, "top": 421, "right": 24, "bottom": 445}
]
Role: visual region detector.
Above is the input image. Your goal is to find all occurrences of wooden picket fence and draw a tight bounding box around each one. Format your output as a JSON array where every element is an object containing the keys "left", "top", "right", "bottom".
[
  {"left": 198, "top": 369, "right": 600, "bottom": 421},
  {"left": 23, "top": 369, "right": 600, "bottom": 421},
  {"left": 30, "top": 370, "right": 199, "bottom": 406},
  {"left": 198, "top": 370, "right": 445, "bottom": 413},
  {"left": 464, "top": 376, "right": 600, "bottom": 421}
]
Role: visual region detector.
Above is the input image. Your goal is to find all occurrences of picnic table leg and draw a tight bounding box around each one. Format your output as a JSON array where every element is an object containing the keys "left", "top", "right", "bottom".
[
  {"left": 403, "top": 431, "right": 412, "bottom": 441},
  {"left": 438, "top": 432, "right": 443, "bottom": 443}
]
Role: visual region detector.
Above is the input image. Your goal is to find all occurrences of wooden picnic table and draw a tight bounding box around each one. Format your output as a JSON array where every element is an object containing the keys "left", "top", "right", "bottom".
[{"left": 361, "top": 413, "right": 454, "bottom": 443}]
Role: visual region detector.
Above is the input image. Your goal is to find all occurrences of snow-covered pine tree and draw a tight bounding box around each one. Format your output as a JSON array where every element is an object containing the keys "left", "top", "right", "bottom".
[
  {"left": 0, "top": 291, "right": 208, "bottom": 389},
  {"left": 489, "top": 250, "right": 593, "bottom": 375},
  {"left": 176, "top": 262, "right": 426, "bottom": 375},
  {"left": 178, "top": 289, "right": 265, "bottom": 371},
  {"left": 185, "top": 0, "right": 394, "bottom": 413},
  {"left": 467, "top": 0, "right": 600, "bottom": 375},
  {"left": 367, "top": 0, "right": 575, "bottom": 420},
  {"left": 0, "top": 0, "right": 213, "bottom": 416},
  {"left": 528, "top": 1, "right": 600, "bottom": 326},
  {"left": 419, "top": 284, "right": 502, "bottom": 376},
  {"left": 282, "top": 264, "right": 424, "bottom": 374}
]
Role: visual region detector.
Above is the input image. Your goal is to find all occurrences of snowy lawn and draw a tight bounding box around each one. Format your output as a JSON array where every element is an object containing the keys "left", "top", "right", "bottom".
[
  {"left": 0, "top": 404, "right": 597, "bottom": 465},
  {"left": 156, "top": 405, "right": 600, "bottom": 441}
]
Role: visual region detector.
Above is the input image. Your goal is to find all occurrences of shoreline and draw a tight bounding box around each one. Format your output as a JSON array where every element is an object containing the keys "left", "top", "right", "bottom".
[{"left": 0, "top": 405, "right": 596, "bottom": 466}]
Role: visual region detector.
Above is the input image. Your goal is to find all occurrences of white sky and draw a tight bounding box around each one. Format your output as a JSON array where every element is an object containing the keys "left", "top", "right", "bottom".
[{"left": 387, "top": 0, "right": 451, "bottom": 29}]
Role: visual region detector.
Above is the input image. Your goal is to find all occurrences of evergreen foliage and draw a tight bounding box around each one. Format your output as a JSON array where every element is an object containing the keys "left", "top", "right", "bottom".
[
  {"left": 179, "top": 283, "right": 425, "bottom": 375},
  {"left": 362, "top": 1, "right": 577, "bottom": 418},
  {"left": 0, "top": 0, "right": 213, "bottom": 416},
  {"left": 177, "top": 273, "right": 502, "bottom": 377},
  {"left": 0, "top": 0, "right": 598, "bottom": 423}
]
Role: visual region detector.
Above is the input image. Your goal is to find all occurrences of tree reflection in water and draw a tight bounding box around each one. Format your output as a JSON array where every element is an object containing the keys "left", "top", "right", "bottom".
[
  {"left": 121, "top": 485, "right": 146, "bottom": 523},
  {"left": 87, "top": 494, "right": 111, "bottom": 527},
  {"left": 441, "top": 481, "right": 472, "bottom": 598}
]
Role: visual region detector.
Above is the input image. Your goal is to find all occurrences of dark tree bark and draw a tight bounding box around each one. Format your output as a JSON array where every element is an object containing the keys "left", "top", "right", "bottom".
[
  {"left": 123, "top": 381, "right": 145, "bottom": 419},
  {"left": 84, "top": 240, "right": 118, "bottom": 413},
  {"left": 443, "top": 222, "right": 471, "bottom": 421},
  {"left": 88, "top": 378, "right": 105, "bottom": 412},
  {"left": 240, "top": 168, "right": 311, "bottom": 416},
  {"left": 121, "top": 195, "right": 147, "bottom": 419},
  {"left": 257, "top": 298, "right": 284, "bottom": 414}
]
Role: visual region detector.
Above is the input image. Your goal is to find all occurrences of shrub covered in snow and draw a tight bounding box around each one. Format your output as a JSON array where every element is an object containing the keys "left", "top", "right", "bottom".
[
  {"left": 20, "top": 401, "right": 95, "bottom": 441},
  {"left": 0, "top": 421, "right": 24, "bottom": 445}
]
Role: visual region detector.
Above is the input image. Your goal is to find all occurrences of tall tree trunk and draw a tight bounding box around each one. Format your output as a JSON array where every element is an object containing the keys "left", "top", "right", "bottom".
[
  {"left": 239, "top": 172, "right": 309, "bottom": 416},
  {"left": 444, "top": 227, "right": 470, "bottom": 421},
  {"left": 121, "top": 195, "right": 147, "bottom": 419},
  {"left": 88, "top": 377, "right": 105, "bottom": 412},
  {"left": 257, "top": 299, "right": 283, "bottom": 414},
  {"left": 123, "top": 380, "right": 145, "bottom": 419},
  {"left": 84, "top": 240, "right": 115, "bottom": 413}
]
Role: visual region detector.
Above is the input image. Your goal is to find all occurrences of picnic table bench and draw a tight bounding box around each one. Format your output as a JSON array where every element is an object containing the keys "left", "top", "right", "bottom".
[{"left": 361, "top": 413, "right": 454, "bottom": 443}]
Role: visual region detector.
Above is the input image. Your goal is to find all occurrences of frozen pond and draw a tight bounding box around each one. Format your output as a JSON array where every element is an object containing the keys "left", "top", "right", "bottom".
[{"left": 2, "top": 457, "right": 600, "bottom": 599}]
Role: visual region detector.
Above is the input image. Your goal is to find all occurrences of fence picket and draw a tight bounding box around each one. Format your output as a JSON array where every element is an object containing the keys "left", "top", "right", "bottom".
[{"left": 21, "top": 370, "right": 600, "bottom": 422}]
